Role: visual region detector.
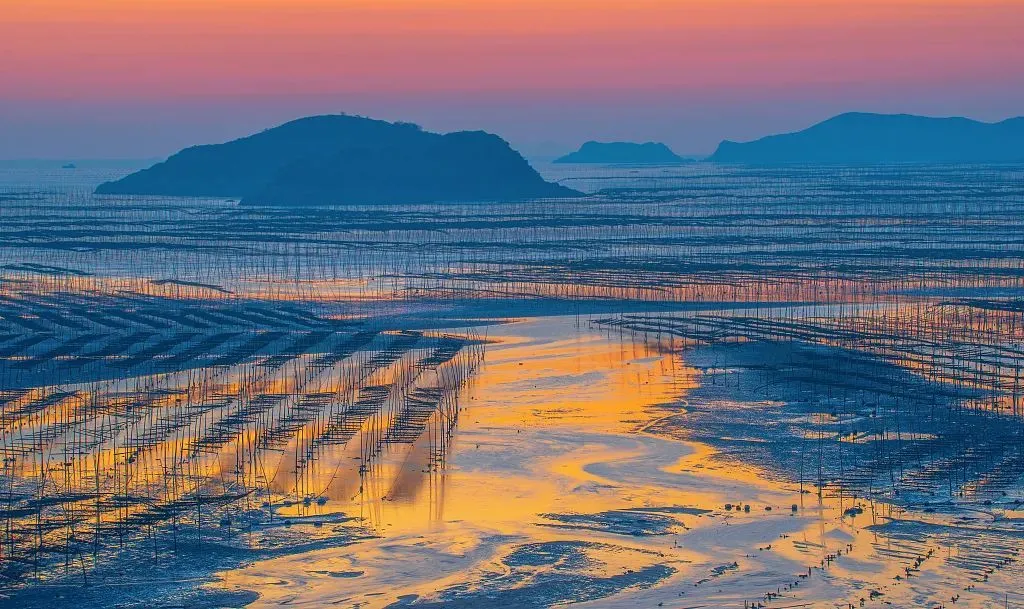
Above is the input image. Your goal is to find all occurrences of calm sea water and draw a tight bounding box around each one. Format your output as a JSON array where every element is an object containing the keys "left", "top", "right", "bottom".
[{"left": 1, "top": 163, "right": 1022, "bottom": 608}]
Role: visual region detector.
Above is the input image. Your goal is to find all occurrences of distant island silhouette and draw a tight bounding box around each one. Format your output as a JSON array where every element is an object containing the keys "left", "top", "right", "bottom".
[
  {"left": 709, "top": 113, "right": 1024, "bottom": 164},
  {"left": 554, "top": 141, "right": 685, "bottom": 164},
  {"left": 96, "top": 115, "right": 580, "bottom": 205}
]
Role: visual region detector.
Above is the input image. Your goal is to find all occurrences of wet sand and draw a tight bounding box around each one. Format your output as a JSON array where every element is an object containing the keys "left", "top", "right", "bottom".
[
  {"left": 3, "top": 164, "right": 1023, "bottom": 609},
  {"left": 207, "top": 316, "right": 1022, "bottom": 609}
]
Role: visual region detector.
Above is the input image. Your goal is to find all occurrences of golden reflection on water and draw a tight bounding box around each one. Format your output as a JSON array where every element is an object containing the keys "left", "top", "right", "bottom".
[
  {"left": 468, "top": 319, "right": 696, "bottom": 429},
  {"left": 216, "top": 317, "right": 1024, "bottom": 609},
  {"left": 321, "top": 317, "right": 699, "bottom": 535},
  {"left": 217, "top": 316, "right": 717, "bottom": 606},
  {"left": 219, "top": 317, "right": 800, "bottom": 605},
  {"left": 4, "top": 307, "right": 1021, "bottom": 608}
]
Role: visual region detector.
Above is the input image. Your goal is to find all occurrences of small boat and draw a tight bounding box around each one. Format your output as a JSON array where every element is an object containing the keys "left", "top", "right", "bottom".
[{"left": 61, "top": 163, "right": 76, "bottom": 169}]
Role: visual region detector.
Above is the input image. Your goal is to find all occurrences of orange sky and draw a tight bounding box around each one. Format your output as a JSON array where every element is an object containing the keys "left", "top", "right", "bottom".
[
  {"left": 2, "top": 0, "right": 1023, "bottom": 157},
  {"left": 5, "top": 0, "right": 1023, "bottom": 98}
]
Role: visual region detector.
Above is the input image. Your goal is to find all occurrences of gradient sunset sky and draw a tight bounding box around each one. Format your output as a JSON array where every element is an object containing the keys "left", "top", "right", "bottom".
[{"left": 3, "top": 0, "right": 1023, "bottom": 159}]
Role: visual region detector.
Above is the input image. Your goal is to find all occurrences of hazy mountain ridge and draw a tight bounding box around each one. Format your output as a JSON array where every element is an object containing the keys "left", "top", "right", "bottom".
[
  {"left": 554, "top": 141, "right": 685, "bottom": 164},
  {"left": 710, "top": 112, "right": 1024, "bottom": 164}
]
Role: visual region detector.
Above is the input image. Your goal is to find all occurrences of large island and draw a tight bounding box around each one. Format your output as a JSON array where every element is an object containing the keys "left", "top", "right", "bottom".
[
  {"left": 710, "top": 112, "right": 1024, "bottom": 164},
  {"left": 96, "top": 115, "right": 580, "bottom": 205}
]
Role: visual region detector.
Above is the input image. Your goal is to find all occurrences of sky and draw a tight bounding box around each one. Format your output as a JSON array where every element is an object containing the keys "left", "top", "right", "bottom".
[{"left": 2, "top": 0, "right": 1023, "bottom": 159}]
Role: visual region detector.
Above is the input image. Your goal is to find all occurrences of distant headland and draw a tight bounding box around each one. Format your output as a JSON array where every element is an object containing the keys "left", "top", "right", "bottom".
[
  {"left": 96, "top": 115, "right": 580, "bottom": 205},
  {"left": 554, "top": 141, "right": 685, "bottom": 164},
  {"left": 710, "top": 113, "right": 1024, "bottom": 164}
]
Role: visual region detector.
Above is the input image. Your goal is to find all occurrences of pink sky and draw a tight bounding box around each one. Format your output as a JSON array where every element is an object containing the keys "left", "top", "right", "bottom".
[{"left": 2, "top": 1, "right": 1023, "bottom": 158}]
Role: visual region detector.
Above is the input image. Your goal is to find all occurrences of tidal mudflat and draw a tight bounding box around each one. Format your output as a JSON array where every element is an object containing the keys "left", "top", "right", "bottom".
[{"left": 1, "top": 164, "right": 1022, "bottom": 608}]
